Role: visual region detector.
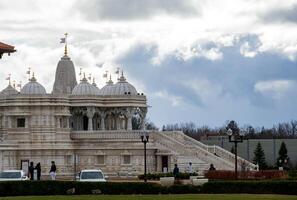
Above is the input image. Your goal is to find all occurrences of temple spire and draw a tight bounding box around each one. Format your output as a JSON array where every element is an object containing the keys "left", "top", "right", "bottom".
[
  {"left": 60, "top": 33, "right": 68, "bottom": 56},
  {"left": 64, "top": 33, "right": 68, "bottom": 56}
]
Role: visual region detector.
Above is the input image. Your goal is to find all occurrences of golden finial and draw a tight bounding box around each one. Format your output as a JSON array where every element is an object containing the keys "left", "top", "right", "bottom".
[{"left": 64, "top": 33, "right": 68, "bottom": 56}]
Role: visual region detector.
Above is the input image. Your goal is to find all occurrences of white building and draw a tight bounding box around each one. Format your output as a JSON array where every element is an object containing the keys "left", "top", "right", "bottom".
[{"left": 0, "top": 44, "right": 255, "bottom": 178}]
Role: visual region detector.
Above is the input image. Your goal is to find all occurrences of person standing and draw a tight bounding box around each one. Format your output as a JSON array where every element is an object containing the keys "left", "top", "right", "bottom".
[
  {"left": 35, "top": 162, "right": 41, "bottom": 180},
  {"left": 187, "top": 162, "right": 193, "bottom": 173},
  {"left": 28, "top": 162, "right": 34, "bottom": 180},
  {"left": 209, "top": 163, "right": 216, "bottom": 171},
  {"left": 49, "top": 161, "right": 57, "bottom": 180},
  {"left": 173, "top": 164, "right": 179, "bottom": 177}
]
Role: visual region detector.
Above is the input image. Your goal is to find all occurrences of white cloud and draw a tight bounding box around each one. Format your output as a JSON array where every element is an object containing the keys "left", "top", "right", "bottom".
[
  {"left": 240, "top": 42, "right": 258, "bottom": 58},
  {"left": 254, "top": 80, "right": 297, "bottom": 100},
  {"left": 153, "top": 90, "right": 184, "bottom": 106},
  {"left": 182, "top": 79, "right": 223, "bottom": 104}
]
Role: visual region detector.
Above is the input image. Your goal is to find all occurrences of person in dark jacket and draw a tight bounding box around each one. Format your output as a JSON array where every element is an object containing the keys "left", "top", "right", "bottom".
[
  {"left": 35, "top": 162, "right": 41, "bottom": 180},
  {"left": 173, "top": 164, "right": 179, "bottom": 177},
  {"left": 49, "top": 161, "right": 57, "bottom": 180},
  {"left": 28, "top": 162, "right": 34, "bottom": 180}
]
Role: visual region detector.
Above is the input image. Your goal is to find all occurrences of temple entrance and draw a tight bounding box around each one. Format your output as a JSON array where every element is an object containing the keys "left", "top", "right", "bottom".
[
  {"left": 83, "top": 116, "right": 88, "bottom": 130},
  {"left": 161, "top": 156, "right": 168, "bottom": 173}
]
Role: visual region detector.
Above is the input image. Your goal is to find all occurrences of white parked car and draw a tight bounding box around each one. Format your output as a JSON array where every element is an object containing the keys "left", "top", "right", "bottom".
[
  {"left": 77, "top": 169, "right": 107, "bottom": 182},
  {"left": 0, "top": 170, "right": 28, "bottom": 181}
]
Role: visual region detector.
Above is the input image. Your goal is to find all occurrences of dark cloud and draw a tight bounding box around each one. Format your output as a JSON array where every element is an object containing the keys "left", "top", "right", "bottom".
[
  {"left": 115, "top": 35, "right": 297, "bottom": 127},
  {"left": 76, "top": 0, "right": 199, "bottom": 21},
  {"left": 261, "top": 4, "right": 297, "bottom": 23}
]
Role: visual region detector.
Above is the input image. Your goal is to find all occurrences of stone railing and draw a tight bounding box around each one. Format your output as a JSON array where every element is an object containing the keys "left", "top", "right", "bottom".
[
  {"left": 166, "top": 131, "right": 256, "bottom": 170},
  {"left": 70, "top": 130, "right": 148, "bottom": 141},
  {"left": 151, "top": 131, "right": 187, "bottom": 155},
  {"left": 153, "top": 132, "right": 234, "bottom": 170},
  {"left": 213, "top": 145, "right": 257, "bottom": 170}
]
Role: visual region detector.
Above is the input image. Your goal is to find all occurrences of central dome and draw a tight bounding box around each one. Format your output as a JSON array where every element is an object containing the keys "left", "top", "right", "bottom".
[
  {"left": 71, "top": 77, "right": 100, "bottom": 96},
  {"left": 21, "top": 76, "right": 46, "bottom": 95}
]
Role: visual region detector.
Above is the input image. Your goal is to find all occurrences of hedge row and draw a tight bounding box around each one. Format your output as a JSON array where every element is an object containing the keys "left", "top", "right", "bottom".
[
  {"left": 205, "top": 170, "right": 288, "bottom": 180},
  {"left": 138, "top": 172, "right": 198, "bottom": 180},
  {"left": 0, "top": 180, "right": 297, "bottom": 196},
  {"left": 0, "top": 181, "right": 201, "bottom": 196},
  {"left": 203, "top": 180, "right": 297, "bottom": 195}
]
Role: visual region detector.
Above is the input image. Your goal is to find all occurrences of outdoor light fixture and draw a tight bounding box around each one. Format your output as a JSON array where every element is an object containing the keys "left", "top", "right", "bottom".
[
  {"left": 227, "top": 128, "right": 244, "bottom": 179},
  {"left": 141, "top": 131, "right": 149, "bottom": 183}
]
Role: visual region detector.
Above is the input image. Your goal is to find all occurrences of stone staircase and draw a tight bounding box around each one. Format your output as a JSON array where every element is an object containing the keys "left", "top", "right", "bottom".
[{"left": 152, "top": 131, "right": 256, "bottom": 172}]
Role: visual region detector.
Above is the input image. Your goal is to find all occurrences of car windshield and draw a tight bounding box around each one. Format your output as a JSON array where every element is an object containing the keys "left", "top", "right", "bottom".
[
  {"left": 81, "top": 171, "right": 103, "bottom": 179},
  {"left": 0, "top": 172, "right": 21, "bottom": 179}
]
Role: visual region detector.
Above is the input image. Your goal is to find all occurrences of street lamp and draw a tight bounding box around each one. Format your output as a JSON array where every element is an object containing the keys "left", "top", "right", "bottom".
[
  {"left": 141, "top": 131, "right": 149, "bottom": 182},
  {"left": 227, "top": 128, "right": 243, "bottom": 179}
]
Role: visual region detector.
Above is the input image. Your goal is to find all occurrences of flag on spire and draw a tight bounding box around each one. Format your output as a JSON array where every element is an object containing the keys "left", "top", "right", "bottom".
[
  {"left": 103, "top": 71, "right": 108, "bottom": 78},
  {"left": 115, "top": 67, "right": 120, "bottom": 74},
  {"left": 60, "top": 38, "right": 66, "bottom": 43}
]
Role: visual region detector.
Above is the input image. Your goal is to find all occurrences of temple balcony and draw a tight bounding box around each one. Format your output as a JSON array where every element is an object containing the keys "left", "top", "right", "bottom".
[{"left": 70, "top": 130, "right": 148, "bottom": 141}]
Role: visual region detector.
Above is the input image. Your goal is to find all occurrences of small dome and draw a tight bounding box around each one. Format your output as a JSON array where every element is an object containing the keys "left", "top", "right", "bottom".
[
  {"left": 112, "top": 73, "right": 137, "bottom": 95},
  {"left": 0, "top": 84, "right": 18, "bottom": 96},
  {"left": 20, "top": 76, "right": 46, "bottom": 95},
  {"left": 72, "top": 77, "right": 100, "bottom": 95},
  {"left": 100, "top": 73, "right": 137, "bottom": 96},
  {"left": 99, "top": 78, "right": 114, "bottom": 95}
]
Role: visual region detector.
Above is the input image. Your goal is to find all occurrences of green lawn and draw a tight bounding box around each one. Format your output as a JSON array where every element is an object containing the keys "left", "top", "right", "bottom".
[{"left": 1, "top": 195, "right": 297, "bottom": 200}]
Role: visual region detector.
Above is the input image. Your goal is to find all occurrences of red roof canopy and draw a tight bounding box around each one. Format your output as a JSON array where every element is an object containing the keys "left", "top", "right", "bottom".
[{"left": 0, "top": 42, "right": 16, "bottom": 59}]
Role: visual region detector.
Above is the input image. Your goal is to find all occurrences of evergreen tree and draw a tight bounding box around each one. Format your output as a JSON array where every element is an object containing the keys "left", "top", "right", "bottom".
[
  {"left": 253, "top": 142, "right": 267, "bottom": 170},
  {"left": 277, "top": 142, "right": 289, "bottom": 167}
]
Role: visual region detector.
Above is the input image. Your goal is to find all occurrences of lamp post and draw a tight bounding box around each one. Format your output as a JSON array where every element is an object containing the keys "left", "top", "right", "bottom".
[
  {"left": 227, "top": 128, "right": 243, "bottom": 179},
  {"left": 141, "top": 131, "right": 149, "bottom": 182}
]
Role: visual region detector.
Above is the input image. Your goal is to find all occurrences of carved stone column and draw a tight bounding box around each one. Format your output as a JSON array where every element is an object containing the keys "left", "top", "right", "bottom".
[
  {"left": 139, "top": 107, "right": 147, "bottom": 130},
  {"left": 87, "top": 107, "right": 95, "bottom": 131},
  {"left": 125, "top": 108, "right": 133, "bottom": 131},
  {"left": 98, "top": 110, "right": 107, "bottom": 130}
]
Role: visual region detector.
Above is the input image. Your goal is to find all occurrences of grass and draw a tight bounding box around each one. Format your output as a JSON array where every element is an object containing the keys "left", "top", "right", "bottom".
[{"left": 1, "top": 194, "right": 297, "bottom": 200}]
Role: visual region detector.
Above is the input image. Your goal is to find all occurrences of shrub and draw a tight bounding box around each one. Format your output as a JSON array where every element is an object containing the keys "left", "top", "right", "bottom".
[
  {"left": 205, "top": 170, "right": 288, "bottom": 180},
  {"left": 202, "top": 180, "right": 297, "bottom": 195},
  {"left": 138, "top": 172, "right": 198, "bottom": 180},
  {"left": 0, "top": 180, "right": 297, "bottom": 196}
]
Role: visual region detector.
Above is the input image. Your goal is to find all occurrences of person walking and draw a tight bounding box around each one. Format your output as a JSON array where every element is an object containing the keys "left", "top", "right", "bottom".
[
  {"left": 35, "top": 162, "right": 41, "bottom": 180},
  {"left": 49, "top": 161, "right": 57, "bottom": 180},
  {"left": 173, "top": 164, "right": 179, "bottom": 177},
  {"left": 28, "top": 162, "right": 34, "bottom": 180}
]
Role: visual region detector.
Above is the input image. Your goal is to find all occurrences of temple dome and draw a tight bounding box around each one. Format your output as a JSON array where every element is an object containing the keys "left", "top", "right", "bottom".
[
  {"left": 100, "top": 73, "right": 137, "bottom": 96},
  {"left": 99, "top": 78, "right": 114, "bottom": 95},
  {"left": 20, "top": 76, "right": 46, "bottom": 95},
  {"left": 0, "top": 84, "right": 18, "bottom": 96},
  {"left": 71, "top": 77, "right": 99, "bottom": 96},
  {"left": 112, "top": 73, "right": 137, "bottom": 95}
]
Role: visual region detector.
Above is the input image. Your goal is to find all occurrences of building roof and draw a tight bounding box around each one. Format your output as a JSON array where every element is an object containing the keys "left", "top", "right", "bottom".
[{"left": 0, "top": 42, "right": 16, "bottom": 59}]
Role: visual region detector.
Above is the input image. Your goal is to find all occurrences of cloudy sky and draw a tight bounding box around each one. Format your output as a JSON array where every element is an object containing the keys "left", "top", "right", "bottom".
[{"left": 1, "top": 0, "right": 297, "bottom": 128}]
